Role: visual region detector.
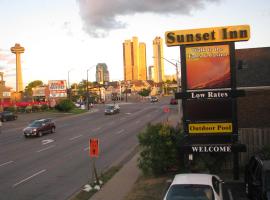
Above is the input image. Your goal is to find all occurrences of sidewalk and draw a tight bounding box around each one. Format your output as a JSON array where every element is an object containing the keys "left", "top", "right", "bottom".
[{"left": 90, "top": 153, "right": 141, "bottom": 200}]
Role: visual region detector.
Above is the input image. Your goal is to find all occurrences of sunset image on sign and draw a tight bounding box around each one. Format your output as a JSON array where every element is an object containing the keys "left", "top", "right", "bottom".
[{"left": 186, "top": 44, "right": 231, "bottom": 90}]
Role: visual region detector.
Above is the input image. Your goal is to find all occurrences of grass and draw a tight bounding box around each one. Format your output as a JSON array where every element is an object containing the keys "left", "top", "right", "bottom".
[
  {"left": 124, "top": 175, "right": 173, "bottom": 200},
  {"left": 70, "top": 166, "right": 121, "bottom": 200}
]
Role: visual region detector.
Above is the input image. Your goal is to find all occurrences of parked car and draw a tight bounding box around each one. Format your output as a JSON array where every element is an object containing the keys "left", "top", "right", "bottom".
[
  {"left": 170, "top": 98, "right": 178, "bottom": 105},
  {"left": 0, "top": 111, "right": 18, "bottom": 122},
  {"left": 245, "top": 154, "right": 270, "bottom": 200},
  {"left": 104, "top": 104, "right": 120, "bottom": 115},
  {"left": 23, "top": 118, "right": 56, "bottom": 137},
  {"left": 150, "top": 96, "right": 159, "bottom": 103},
  {"left": 163, "top": 173, "right": 224, "bottom": 200}
]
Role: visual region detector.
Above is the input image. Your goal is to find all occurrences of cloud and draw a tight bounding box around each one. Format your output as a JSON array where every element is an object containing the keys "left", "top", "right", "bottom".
[{"left": 76, "top": 0, "right": 221, "bottom": 37}]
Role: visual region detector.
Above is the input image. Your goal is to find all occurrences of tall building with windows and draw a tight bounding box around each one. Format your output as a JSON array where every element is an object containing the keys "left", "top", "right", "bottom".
[
  {"left": 123, "top": 36, "right": 147, "bottom": 81},
  {"left": 148, "top": 65, "right": 154, "bottom": 80},
  {"left": 153, "top": 37, "right": 165, "bottom": 83},
  {"left": 96, "top": 63, "right": 109, "bottom": 84}
]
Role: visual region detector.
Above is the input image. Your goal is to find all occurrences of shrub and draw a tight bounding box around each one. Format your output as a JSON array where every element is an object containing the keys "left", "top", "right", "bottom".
[
  {"left": 55, "top": 99, "right": 75, "bottom": 112},
  {"left": 4, "top": 106, "right": 17, "bottom": 112},
  {"left": 41, "top": 104, "right": 49, "bottom": 111},
  {"left": 138, "top": 123, "right": 183, "bottom": 175}
]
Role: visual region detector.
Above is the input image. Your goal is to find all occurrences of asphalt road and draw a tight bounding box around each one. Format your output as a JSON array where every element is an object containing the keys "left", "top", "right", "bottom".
[{"left": 0, "top": 99, "right": 172, "bottom": 200}]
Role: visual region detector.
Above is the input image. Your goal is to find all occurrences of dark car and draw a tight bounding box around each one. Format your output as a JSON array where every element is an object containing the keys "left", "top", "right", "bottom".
[
  {"left": 104, "top": 104, "right": 120, "bottom": 115},
  {"left": 245, "top": 154, "right": 270, "bottom": 200},
  {"left": 150, "top": 96, "right": 158, "bottom": 103},
  {"left": 0, "top": 111, "right": 18, "bottom": 122},
  {"left": 170, "top": 98, "right": 178, "bottom": 105},
  {"left": 23, "top": 118, "right": 56, "bottom": 137}
]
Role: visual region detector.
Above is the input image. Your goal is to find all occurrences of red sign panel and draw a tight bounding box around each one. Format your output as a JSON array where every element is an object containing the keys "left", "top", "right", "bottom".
[
  {"left": 163, "top": 106, "right": 170, "bottom": 113},
  {"left": 89, "top": 138, "right": 99, "bottom": 157}
]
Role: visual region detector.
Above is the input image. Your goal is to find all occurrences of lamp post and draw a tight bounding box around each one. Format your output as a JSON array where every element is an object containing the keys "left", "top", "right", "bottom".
[
  {"left": 86, "top": 66, "right": 96, "bottom": 110},
  {"left": 156, "top": 56, "right": 181, "bottom": 118},
  {"left": 68, "top": 69, "right": 72, "bottom": 100}
]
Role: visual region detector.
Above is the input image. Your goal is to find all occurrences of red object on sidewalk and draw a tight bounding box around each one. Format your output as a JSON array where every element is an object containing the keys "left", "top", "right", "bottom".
[{"left": 89, "top": 138, "right": 99, "bottom": 157}]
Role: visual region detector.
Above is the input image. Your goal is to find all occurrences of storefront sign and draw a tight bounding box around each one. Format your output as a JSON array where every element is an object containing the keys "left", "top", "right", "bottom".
[
  {"left": 191, "top": 145, "right": 232, "bottom": 153},
  {"left": 188, "top": 123, "right": 233, "bottom": 134},
  {"left": 48, "top": 80, "right": 67, "bottom": 98},
  {"left": 165, "top": 25, "right": 250, "bottom": 46}
]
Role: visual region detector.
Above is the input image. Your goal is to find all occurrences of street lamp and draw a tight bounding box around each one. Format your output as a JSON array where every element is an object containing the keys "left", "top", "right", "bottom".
[
  {"left": 86, "top": 65, "right": 96, "bottom": 110},
  {"left": 67, "top": 69, "right": 73, "bottom": 100}
]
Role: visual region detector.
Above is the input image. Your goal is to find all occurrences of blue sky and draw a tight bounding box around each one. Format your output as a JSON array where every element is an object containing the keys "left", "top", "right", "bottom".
[{"left": 0, "top": 0, "right": 269, "bottom": 89}]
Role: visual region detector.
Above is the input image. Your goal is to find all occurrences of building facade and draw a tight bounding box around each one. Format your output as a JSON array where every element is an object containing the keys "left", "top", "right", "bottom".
[
  {"left": 96, "top": 63, "right": 109, "bottom": 84},
  {"left": 153, "top": 37, "right": 165, "bottom": 83},
  {"left": 123, "top": 37, "right": 147, "bottom": 81}
]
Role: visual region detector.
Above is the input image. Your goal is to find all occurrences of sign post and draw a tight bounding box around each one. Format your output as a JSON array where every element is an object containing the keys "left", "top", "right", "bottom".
[
  {"left": 165, "top": 25, "right": 249, "bottom": 180},
  {"left": 89, "top": 138, "right": 100, "bottom": 185}
]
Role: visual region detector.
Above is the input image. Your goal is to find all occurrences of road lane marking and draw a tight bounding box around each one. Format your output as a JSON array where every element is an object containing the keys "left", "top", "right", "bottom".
[
  {"left": 41, "top": 139, "right": 54, "bottom": 145},
  {"left": 228, "top": 189, "right": 234, "bottom": 200},
  {"left": 69, "top": 135, "right": 83, "bottom": 141},
  {"left": 116, "top": 129, "right": 124, "bottom": 134},
  {"left": 84, "top": 147, "right": 89, "bottom": 151},
  {"left": 0, "top": 161, "right": 14, "bottom": 167},
  {"left": 36, "top": 145, "right": 55, "bottom": 153},
  {"left": 125, "top": 113, "right": 132, "bottom": 115},
  {"left": 13, "top": 169, "right": 47, "bottom": 188}
]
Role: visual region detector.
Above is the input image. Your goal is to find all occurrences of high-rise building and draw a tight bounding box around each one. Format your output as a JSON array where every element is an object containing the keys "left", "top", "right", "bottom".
[
  {"left": 153, "top": 37, "right": 165, "bottom": 83},
  {"left": 148, "top": 65, "right": 154, "bottom": 80},
  {"left": 139, "top": 43, "right": 147, "bottom": 80},
  {"left": 123, "top": 36, "right": 147, "bottom": 81},
  {"left": 96, "top": 63, "right": 109, "bottom": 84}
]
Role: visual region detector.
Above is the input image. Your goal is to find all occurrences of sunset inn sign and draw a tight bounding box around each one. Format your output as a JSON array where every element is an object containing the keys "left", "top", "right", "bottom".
[{"left": 165, "top": 25, "right": 250, "bottom": 179}]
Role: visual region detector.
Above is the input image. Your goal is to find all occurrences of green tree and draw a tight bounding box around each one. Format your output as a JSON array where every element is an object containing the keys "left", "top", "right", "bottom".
[
  {"left": 55, "top": 99, "right": 75, "bottom": 112},
  {"left": 138, "top": 88, "right": 151, "bottom": 97},
  {"left": 24, "top": 80, "right": 43, "bottom": 96},
  {"left": 138, "top": 123, "right": 183, "bottom": 175}
]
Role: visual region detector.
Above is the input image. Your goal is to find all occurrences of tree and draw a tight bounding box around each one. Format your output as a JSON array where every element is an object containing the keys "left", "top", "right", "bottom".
[
  {"left": 24, "top": 80, "right": 43, "bottom": 96},
  {"left": 138, "top": 88, "right": 151, "bottom": 97}
]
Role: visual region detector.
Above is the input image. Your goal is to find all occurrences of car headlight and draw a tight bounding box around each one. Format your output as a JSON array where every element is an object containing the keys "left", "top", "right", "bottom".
[{"left": 32, "top": 128, "right": 37, "bottom": 132}]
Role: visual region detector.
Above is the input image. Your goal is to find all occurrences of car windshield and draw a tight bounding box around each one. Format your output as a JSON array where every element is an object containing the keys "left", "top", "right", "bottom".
[
  {"left": 106, "top": 105, "right": 114, "bottom": 109},
  {"left": 266, "top": 171, "right": 270, "bottom": 190},
  {"left": 28, "top": 121, "right": 43, "bottom": 127},
  {"left": 166, "top": 184, "right": 214, "bottom": 200}
]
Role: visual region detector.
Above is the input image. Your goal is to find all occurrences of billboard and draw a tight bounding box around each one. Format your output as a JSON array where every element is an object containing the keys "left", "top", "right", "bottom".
[
  {"left": 48, "top": 80, "right": 67, "bottom": 98},
  {"left": 186, "top": 44, "right": 231, "bottom": 90}
]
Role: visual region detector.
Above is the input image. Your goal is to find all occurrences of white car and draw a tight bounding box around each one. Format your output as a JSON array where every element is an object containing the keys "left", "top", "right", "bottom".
[{"left": 163, "top": 173, "right": 223, "bottom": 200}]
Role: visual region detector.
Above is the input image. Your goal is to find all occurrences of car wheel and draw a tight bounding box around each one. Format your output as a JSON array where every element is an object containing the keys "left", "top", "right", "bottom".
[
  {"left": 51, "top": 127, "right": 55, "bottom": 133},
  {"left": 37, "top": 131, "right": 43, "bottom": 137}
]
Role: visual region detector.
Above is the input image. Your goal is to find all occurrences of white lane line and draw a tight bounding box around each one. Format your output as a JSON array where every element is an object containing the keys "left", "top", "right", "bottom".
[
  {"left": 0, "top": 161, "right": 14, "bottom": 167},
  {"left": 116, "top": 129, "right": 124, "bottom": 134},
  {"left": 13, "top": 169, "right": 47, "bottom": 188},
  {"left": 135, "top": 120, "right": 140, "bottom": 124},
  {"left": 228, "top": 189, "right": 234, "bottom": 200},
  {"left": 69, "top": 135, "right": 83, "bottom": 141},
  {"left": 93, "top": 127, "right": 101, "bottom": 131},
  {"left": 84, "top": 147, "right": 89, "bottom": 151},
  {"left": 36, "top": 145, "right": 55, "bottom": 153},
  {"left": 125, "top": 113, "right": 132, "bottom": 115}
]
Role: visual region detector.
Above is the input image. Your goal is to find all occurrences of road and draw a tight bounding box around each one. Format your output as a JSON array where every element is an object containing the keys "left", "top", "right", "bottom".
[{"left": 0, "top": 99, "right": 173, "bottom": 200}]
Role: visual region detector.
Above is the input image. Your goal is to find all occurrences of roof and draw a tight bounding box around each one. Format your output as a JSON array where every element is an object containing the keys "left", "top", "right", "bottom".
[{"left": 171, "top": 173, "right": 215, "bottom": 186}]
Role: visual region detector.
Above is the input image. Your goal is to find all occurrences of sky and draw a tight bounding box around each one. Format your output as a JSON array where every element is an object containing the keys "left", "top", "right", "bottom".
[{"left": 0, "top": 0, "right": 270, "bottom": 90}]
